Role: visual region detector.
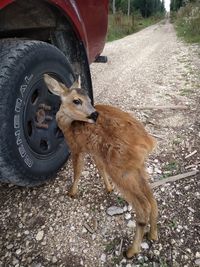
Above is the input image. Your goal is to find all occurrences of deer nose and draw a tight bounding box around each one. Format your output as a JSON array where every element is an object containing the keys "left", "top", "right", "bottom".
[{"left": 88, "top": 111, "right": 99, "bottom": 122}]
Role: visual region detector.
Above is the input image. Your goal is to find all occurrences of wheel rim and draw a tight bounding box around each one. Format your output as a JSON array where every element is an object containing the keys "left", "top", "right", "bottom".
[{"left": 24, "top": 74, "right": 64, "bottom": 157}]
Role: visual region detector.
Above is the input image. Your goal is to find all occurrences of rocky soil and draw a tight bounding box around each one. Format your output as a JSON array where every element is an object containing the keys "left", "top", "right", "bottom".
[{"left": 0, "top": 20, "right": 199, "bottom": 267}]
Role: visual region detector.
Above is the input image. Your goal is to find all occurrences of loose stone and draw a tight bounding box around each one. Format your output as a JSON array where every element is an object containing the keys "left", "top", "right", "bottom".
[
  {"left": 35, "top": 230, "right": 44, "bottom": 241},
  {"left": 100, "top": 253, "right": 106, "bottom": 262},
  {"left": 107, "top": 206, "right": 124, "bottom": 216}
]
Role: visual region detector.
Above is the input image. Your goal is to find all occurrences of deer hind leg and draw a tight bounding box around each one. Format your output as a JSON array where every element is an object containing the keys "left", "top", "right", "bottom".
[
  {"left": 140, "top": 168, "right": 158, "bottom": 241},
  {"left": 126, "top": 193, "right": 151, "bottom": 258},
  {"left": 147, "top": 191, "right": 158, "bottom": 241},
  {"left": 93, "top": 156, "right": 113, "bottom": 193},
  {"left": 113, "top": 172, "right": 151, "bottom": 258},
  {"left": 148, "top": 198, "right": 158, "bottom": 241},
  {"left": 126, "top": 188, "right": 158, "bottom": 258},
  {"left": 68, "top": 153, "right": 84, "bottom": 198}
]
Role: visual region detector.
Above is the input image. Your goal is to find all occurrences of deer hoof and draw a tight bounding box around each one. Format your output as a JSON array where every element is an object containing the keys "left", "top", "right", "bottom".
[
  {"left": 125, "top": 247, "right": 139, "bottom": 259},
  {"left": 148, "top": 231, "right": 158, "bottom": 241},
  {"left": 68, "top": 190, "right": 77, "bottom": 198},
  {"left": 106, "top": 186, "right": 113, "bottom": 193}
]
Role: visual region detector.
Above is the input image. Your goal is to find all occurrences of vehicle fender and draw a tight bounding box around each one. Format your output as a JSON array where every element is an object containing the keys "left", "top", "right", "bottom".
[{"left": 0, "top": 0, "right": 88, "bottom": 54}]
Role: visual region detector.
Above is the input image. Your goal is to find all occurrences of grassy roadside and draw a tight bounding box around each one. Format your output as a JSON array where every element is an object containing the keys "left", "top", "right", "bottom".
[
  {"left": 172, "top": 1, "right": 200, "bottom": 43},
  {"left": 107, "top": 13, "right": 164, "bottom": 42}
]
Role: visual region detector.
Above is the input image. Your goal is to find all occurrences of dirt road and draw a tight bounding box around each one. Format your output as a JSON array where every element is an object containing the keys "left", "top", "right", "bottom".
[{"left": 0, "top": 20, "right": 199, "bottom": 267}]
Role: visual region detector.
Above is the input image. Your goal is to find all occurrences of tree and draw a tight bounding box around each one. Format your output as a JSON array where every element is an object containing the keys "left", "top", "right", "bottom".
[
  {"left": 128, "top": 0, "right": 131, "bottom": 16},
  {"left": 133, "top": 0, "right": 156, "bottom": 17},
  {"left": 160, "top": 0, "right": 165, "bottom": 13},
  {"left": 109, "top": 0, "right": 166, "bottom": 17},
  {"left": 113, "top": 0, "right": 116, "bottom": 14},
  {"left": 170, "top": 0, "right": 184, "bottom": 11}
]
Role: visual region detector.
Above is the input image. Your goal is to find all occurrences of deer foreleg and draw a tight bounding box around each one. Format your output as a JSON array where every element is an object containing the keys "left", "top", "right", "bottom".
[
  {"left": 68, "top": 153, "right": 84, "bottom": 198},
  {"left": 94, "top": 157, "right": 113, "bottom": 193}
]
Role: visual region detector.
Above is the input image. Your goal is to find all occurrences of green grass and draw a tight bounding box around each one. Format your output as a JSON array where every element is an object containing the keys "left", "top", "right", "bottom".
[
  {"left": 176, "top": 21, "right": 200, "bottom": 43},
  {"left": 107, "top": 13, "right": 164, "bottom": 42},
  {"left": 116, "top": 196, "right": 126, "bottom": 205},
  {"left": 164, "top": 161, "right": 178, "bottom": 172},
  {"left": 162, "top": 161, "right": 178, "bottom": 178},
  {"left": 160, "top": 259, "right": 170, "bottom": 267},
  {"left": 174, "top": 1, "right": 200, "bottom": 43},
  {"left": 105, "top": 242, "right": 115, "bottom": 253},
  {"left": 172, "top": 138, "right": 182, "bottom": 145},
  {"left": 168, "top": 219, "right": 178, "bottom": 230},
  {"left": 179, "top": 88, "right": 193, "bottom": 96}
]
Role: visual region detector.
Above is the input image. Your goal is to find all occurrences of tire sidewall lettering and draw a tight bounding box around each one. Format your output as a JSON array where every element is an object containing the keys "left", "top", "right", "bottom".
[
  {"left": 14, "top": 74, "right": 34, "bottom": 168},
  {"left": 0, "top": 41, "right": 71, "bottom": 185}
]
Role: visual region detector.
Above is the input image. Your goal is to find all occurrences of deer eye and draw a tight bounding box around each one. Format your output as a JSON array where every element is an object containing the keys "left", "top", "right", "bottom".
[{"left": 73, "top": 99, "right": 82, "bottom": 105}]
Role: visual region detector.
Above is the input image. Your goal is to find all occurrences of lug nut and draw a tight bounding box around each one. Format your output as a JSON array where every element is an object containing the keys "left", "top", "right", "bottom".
[{"left": 39, "top": 103, "right": 51, "bottom": 111}]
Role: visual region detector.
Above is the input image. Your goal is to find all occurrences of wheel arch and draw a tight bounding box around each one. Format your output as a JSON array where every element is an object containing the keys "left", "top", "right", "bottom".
[
  {"left": 0, "top": 0, "right": 93, "bottom": 101},
  {"left": 0, "top": 0, "right": 87, "bottom": 47}
]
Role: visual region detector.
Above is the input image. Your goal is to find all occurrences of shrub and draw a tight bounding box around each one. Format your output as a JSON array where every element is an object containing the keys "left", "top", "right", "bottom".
[
  {"left": 176, "top": 1, "right": 200, "bottom": 43},
  {"left": 107, "top": 11, "right": 164, "bottom": 42}
]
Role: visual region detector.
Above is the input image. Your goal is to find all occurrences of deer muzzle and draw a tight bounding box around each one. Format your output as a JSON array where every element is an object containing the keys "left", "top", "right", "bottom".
[{"left": 87, "top": 111, "right": 99, "bottom": 122}]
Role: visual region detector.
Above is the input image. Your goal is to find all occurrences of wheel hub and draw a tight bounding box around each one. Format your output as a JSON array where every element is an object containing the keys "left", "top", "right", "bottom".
[
  {"left": 35, "top": 104, "right": 53, "bottom": 129},
  {"left": 24, "top": 77, "right": 64, "bottom": 157}
]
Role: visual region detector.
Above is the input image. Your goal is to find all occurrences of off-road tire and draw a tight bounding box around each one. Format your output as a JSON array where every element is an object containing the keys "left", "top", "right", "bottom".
[{"left": 0, "top": 40, "right": 75, "bottom": 186}]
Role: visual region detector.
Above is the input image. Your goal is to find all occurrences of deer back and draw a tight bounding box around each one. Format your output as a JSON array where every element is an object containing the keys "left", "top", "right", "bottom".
[{"left": 56, "top": 104, "right": 155, "bottom": 169}]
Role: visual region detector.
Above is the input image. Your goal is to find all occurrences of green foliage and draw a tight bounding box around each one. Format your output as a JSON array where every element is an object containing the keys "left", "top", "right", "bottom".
[
  {"left": 134, "top": 0, "right": 165, "bottom": 17},
  {"left": 170, "top": 0, "right": 197, "bottom": 11},
  {"left": 107, "top": 12, "right": 164, "bottom": 41},
  {"left": 170, "top": 0, "right": 184, "bottom": 11},
  {"left": 175, "top": 1, "right": 200, "bottom": 43},
  {"left": 108, "top": 0, "right": 166, "bottom": 41},
  {"left": 110, "top": 0, "right": 166, "bottom": 17},
  {"left": 115, "top": 0, "right": 135, "bottom": 14}
]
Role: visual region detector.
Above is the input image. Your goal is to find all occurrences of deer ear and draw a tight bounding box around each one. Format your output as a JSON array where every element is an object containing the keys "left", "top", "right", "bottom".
[
  {"left": 71, "top": 75, "right": 81, "bottom": 88},
  {"left": 44, "top": 74, "right": 69, "bottom": 96}
]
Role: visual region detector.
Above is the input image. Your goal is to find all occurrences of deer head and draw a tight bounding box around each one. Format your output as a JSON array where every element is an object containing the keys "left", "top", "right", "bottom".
[{"left": 44, "top": 74, "right": 98, "bottom": 123}]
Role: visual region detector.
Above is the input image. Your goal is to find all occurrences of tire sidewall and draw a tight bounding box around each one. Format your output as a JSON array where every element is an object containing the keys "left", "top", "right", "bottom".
[{"left": 4, "top": 43, "right": 73, "bottom": 183}]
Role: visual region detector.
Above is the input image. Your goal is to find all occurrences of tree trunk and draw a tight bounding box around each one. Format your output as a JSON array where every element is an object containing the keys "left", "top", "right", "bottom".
[
  {"left": 145, "top": 1, "right": 147, "bottom": 18},
  {"left": 128, "top": 0, "right": 131, "bottom": 16},
  {"left": 113, "top": 0, "right": 116, "bottom": 14}
]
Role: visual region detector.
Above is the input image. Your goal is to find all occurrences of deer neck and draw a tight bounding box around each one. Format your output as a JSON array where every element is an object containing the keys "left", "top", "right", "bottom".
[
  {"left": 56, "top": 109, "right": 73, "bottom": 129},
  {"left": 56, "top": 109, "right": 79, "bottom": 149}
]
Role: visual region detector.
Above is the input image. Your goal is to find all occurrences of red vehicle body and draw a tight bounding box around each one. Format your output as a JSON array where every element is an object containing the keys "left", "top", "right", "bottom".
[
  {"left": 0, "top": 0, "right": 108, "bottom": 62},
  {"left": 0, "top": 0, "right": 109, "bottom": 186}
]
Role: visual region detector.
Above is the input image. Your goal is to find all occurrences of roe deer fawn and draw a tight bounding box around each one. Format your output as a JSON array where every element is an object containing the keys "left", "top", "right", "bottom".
[{"left": 44, "top": 74, "right": 158, "bottom": 258}]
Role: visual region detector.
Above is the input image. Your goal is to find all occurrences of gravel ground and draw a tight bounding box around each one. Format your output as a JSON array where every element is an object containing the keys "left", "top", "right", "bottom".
[{"left": 0, "top": 20, "right": 200, "bottom": 267}]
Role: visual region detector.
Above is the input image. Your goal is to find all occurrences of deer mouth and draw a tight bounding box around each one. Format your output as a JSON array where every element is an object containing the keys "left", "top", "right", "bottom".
[{"left": 87, "top": 111, "right": 99, "bottom": 123}]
